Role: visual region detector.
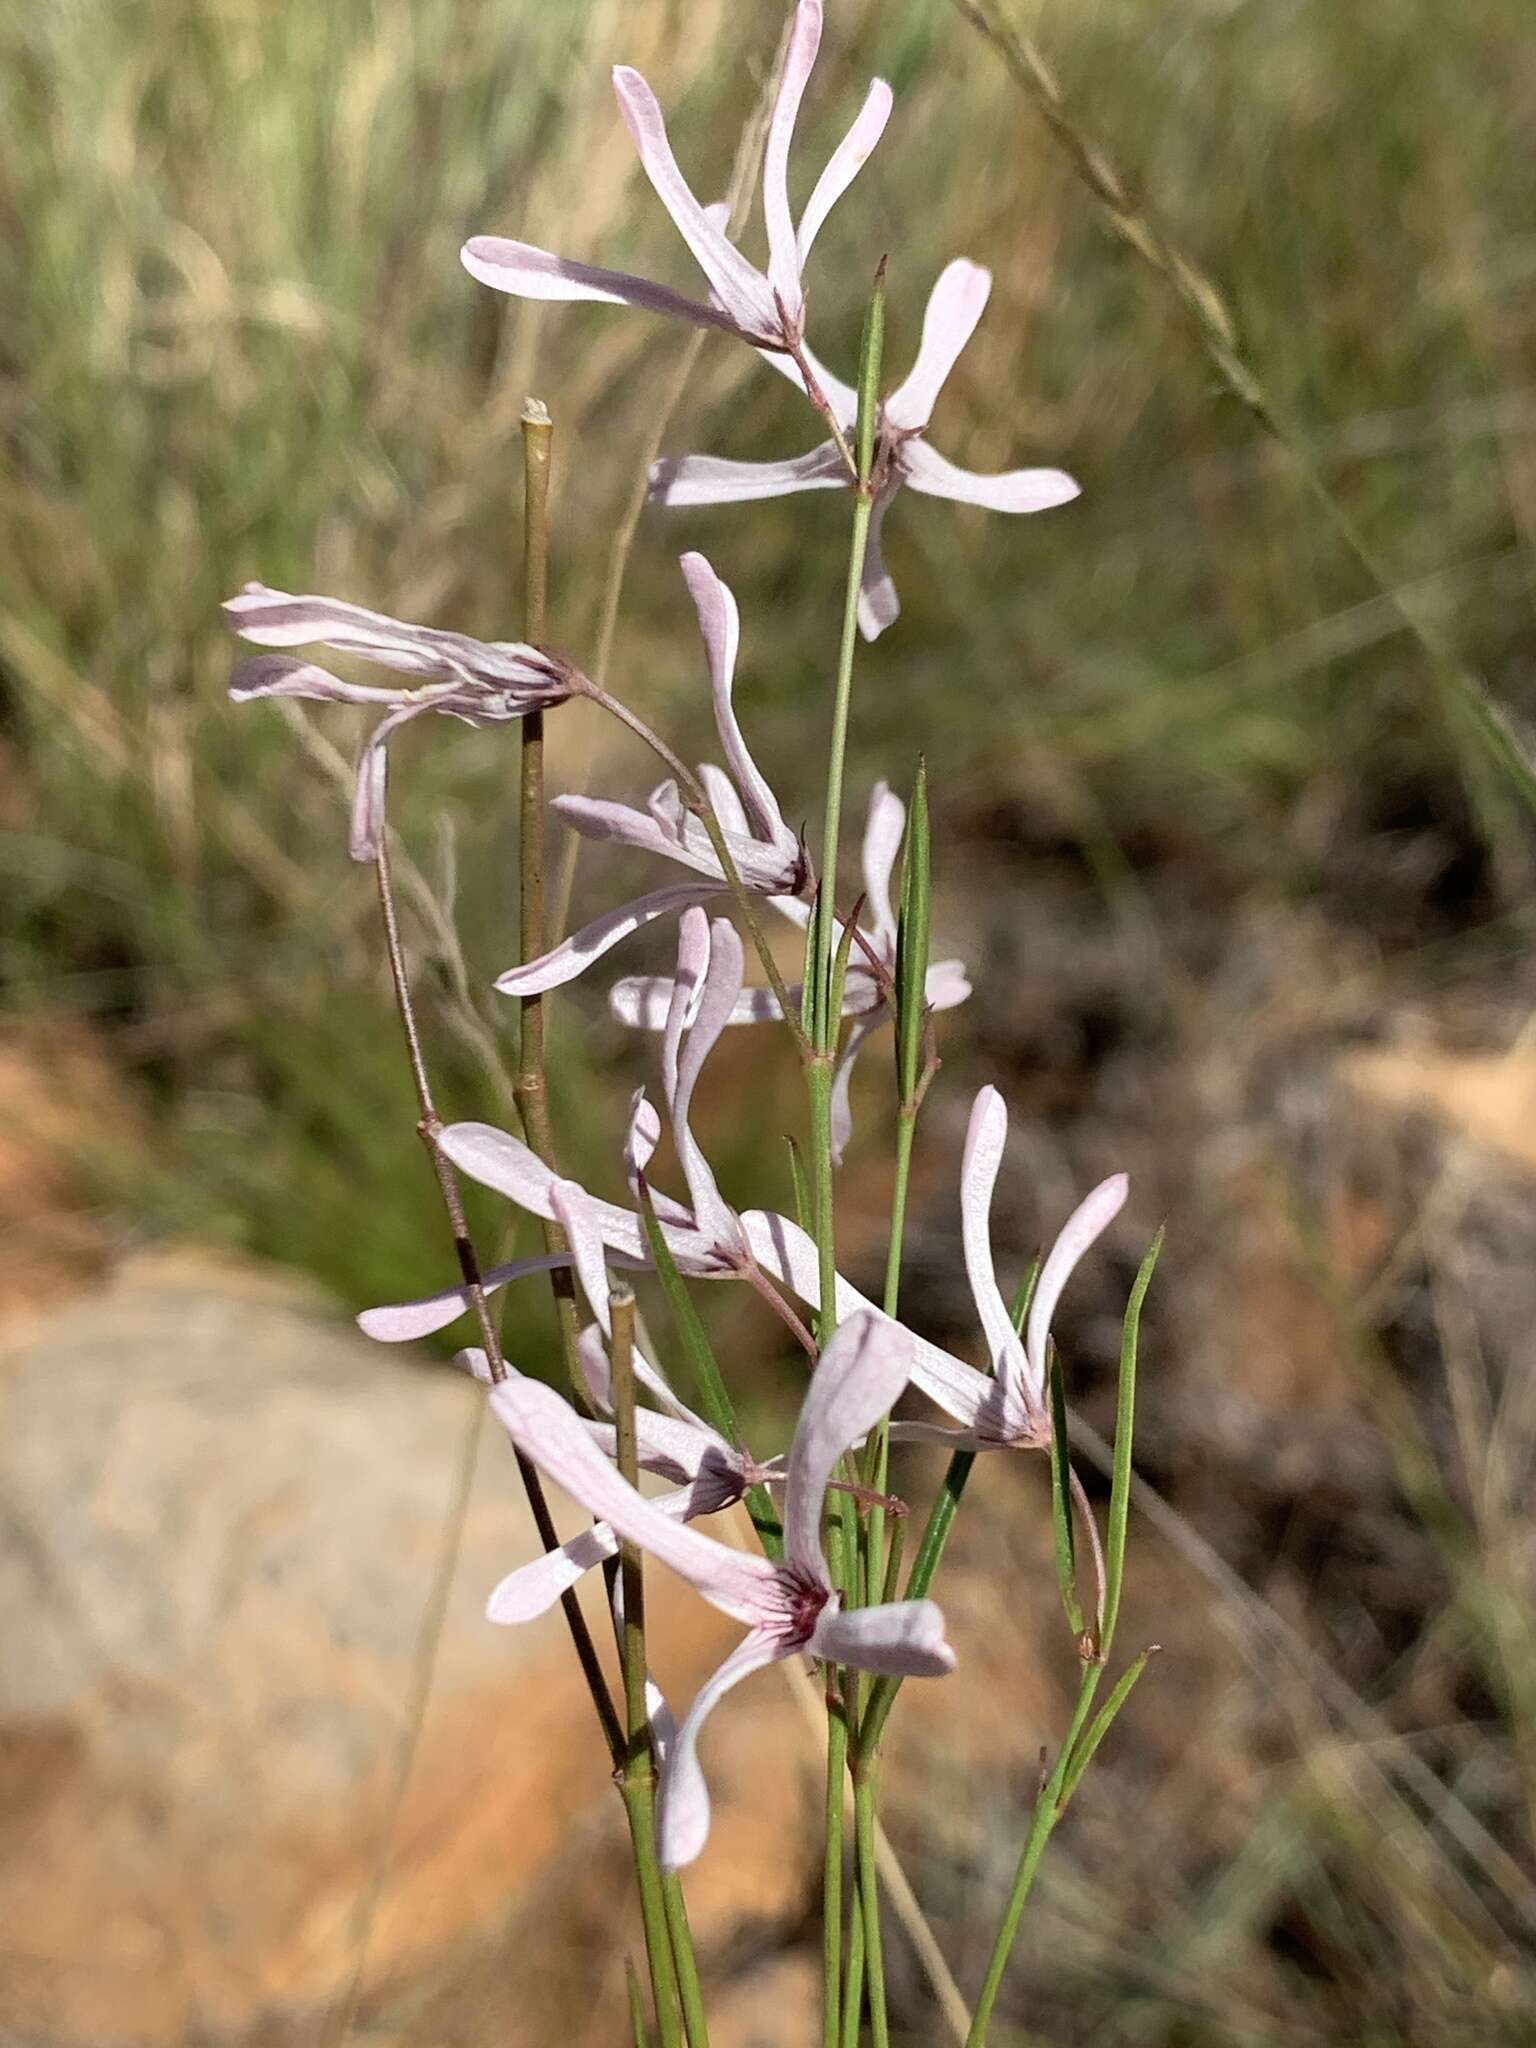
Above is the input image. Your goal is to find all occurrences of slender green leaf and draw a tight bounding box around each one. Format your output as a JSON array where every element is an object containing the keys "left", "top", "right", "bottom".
[
  {"left": 827, "top": 896, "right": 861, "bottom": 1052},
  {"left": 1009, "top": 1255, "right": 1041, "bottom": 1334},
  {"left": 893, "top": 757, "right": 931, "bottom": 1108},
  {"left": 855, "top": 259, "right": 888, "bottom": 487},
  {"left": 1058, "top": 1646, "right": 1160, "bottom": 1809},
  {"left": 784, "top": 1134, "right": 811, "bottom": 1234},
  {"left": 1101, "top": 1228, "right": 1162, "bottom": 1658}
]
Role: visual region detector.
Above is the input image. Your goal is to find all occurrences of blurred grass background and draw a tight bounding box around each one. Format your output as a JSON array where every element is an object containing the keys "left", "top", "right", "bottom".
[{"left": 5, "top": 0, "right": 1536, "bottom": 2039}]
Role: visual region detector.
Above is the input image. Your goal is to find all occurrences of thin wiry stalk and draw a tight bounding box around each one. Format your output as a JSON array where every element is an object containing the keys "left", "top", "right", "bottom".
[{"left": 372, "top": 832, "right": 622, "bottom": 1763}]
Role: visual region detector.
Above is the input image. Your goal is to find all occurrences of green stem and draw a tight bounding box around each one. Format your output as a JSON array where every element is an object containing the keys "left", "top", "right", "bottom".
[
  {"left": 841, "top": 1892, "right": 866, "bottom": 2048},
  {"left": 854, "top": 1764, "right": 890, "bottom": 2048},
  {"left": 965, "top": 1665, "right": 1103, "bottom": 2046},
  {"left": 515, "top": 399, "right": 583, "bottom": 1390},
  {"left": 611, "top": 1288, "right": 687, "bottom": 2047},
  {"left": 661, "top": 1873, "right": 710, "bottom": 2048},
  {"left": 822, "top": 1665, "right": 849, "bottom": 2048},
  {"left": 861, "top": 1450, "right": 974, "bottom": 1760}
]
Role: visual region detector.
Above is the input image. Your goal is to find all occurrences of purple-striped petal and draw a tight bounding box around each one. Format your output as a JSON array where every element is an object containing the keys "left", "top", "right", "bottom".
[
  {"left": 612, "top": 974, "right": 785, "bottom": 1031},
  {"left": 356, "top": 1249, "right": 570, "bottom": 1343},
  {"left": 649, "top": 444, "right": 847, "bottom": 506},
  {"left": 884, "top": 259, "right": 992, "bottom": 432},
  {"left": 900, "top": 439, "right": 1081, "bottom": 514},
  {"left": 670, "top": 917, "right": 743, "bottom": 1240},
  {"left": 783, "top": 1312, "right": 914, "bottom": 1583},
  {"left": 960, "top": 1087, "right": 1031, "bottom": 1415},
  {"left": 460, "top": 236, "right": 733, "bottom": 332},
  {"left": 228, "top": 654, "right": 408, "bottom": 708},
  {"left": 680, "top": 552, "right": 794, "bottom": 848}
]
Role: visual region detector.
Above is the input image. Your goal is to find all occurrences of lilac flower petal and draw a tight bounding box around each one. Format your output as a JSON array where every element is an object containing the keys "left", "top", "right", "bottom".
[
  {"left": 810, "top": 1597, "right": 956, "bottom": 1677},
  {"left": 1024, "top": 1172, "right": 1130, "bottom": 1399},
  {"left": 857, "top": 488, "right": 901, "bottom": 641},
  {"left": 884, "top": 259, "right": 992, "bottom": 432},
  {"left": 927, "top": 958, "right": 973, "bottom": 1011},
  {"left": 670, "top": 918, "right": 744, "bottom": 1239},
  {"left": 487, "top": 1523, "right": 619, "bottom": 1623},
  {"left": 860, "top": 779, "right": 906, "bottom": 952},
  {"left": 612, "top": 975, "right": 785, "bottom": 1031},
  {"left": 657, "top": 1629, "right": 783, "bottom": 1869},
  {"left": 698, "top": 763, "right": 750, "bottom": 840},
  {"left": 886, "top": 1417, "right": 989, "bottom": 1451},
  {"left": 900, "top": 439, "right": 1081, "bottom": 514},
  {"left": 959, "top": 1087, "right": 1030, "bottom": 1409},
  {"left": 763, "top": 0, "right": 822, "bottom": 310},
  {"left": 356, "top": 1250, "right": 570, "bottom": 1343},
  {"left": 351, "top": 702, "right": 437, "bottom": 863},
  {"left": 797, "top": 78, "right": 894, "bottom": 264},
  {"left": 495, "top": 882, "right": 726, "bottom": 997},
  {"left": 649, "top": 445, "right": 847, "bottom": 507},
  {"left": 680, "top": 552, "right": 793, "bottom": 846},
  {"left": 611, "top": 67, "right": 780, "bottom": 337},
  {"left": 491, "top": 1375, "right": 778, "bottom": 1623},
  {"left": 783, "top": 1312, "right": 914, "bottom": 1582},
  {"left": 439, "top": 1121, "right": 649, "bottom": 1262},
  {"left": 228, "top": 654, "right": 408, "bottom": 708},
  {"left": 625, "top": 1089, "right": 662, "bottom": 1187},
  {"left": 829, "top": 1007, "right": 886, "bottom": 1165},
  {"left": 662, "top": 908, "right": 712, "bottom": 1110},
  {"left": 460, "top": 236, "right": 733, "bottom": 332}
]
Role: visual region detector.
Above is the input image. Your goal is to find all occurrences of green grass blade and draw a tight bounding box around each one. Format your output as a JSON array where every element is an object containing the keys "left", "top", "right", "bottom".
[{"left": 1100, "top": 1228, "right": 1163, "bottom": 1659}]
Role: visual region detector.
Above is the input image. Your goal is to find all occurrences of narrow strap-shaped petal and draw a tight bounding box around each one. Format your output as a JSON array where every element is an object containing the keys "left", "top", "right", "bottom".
[
  {"left": 860, "top": 779, "right": 906, "bottom": 952},
  {"left": 612, "top": 975, "right": 785, "bottom": 1031},
  {"left": 490, "top": 1375, "right": 778, "bottom": 1624},
  {"left": 900, "top": 438, "right": 1081, "bottom": 514},
  {"left": 679, "top": 552, "right": 792, "bottom": 847},
  {"left": 486, "top": 1522, "right": 620, "bottom": 1623},
  {"left": 625, "top": 1087, "right": 662, "bottom": 1186},
  {"left": 829, "top": 1006, "right": 887, "bottom": 1165},
  {"left": 797, "top": 77, "right": 893, "bottom": 263},
  {"left": 229, "top": 654, "right": 409, "bottom": 708},
  {"left": 567, "top": 1250, "right": 714, "bottom": 1435},
  {"left": 884, "top": 259, "right": 992, "bottom": 432},
  {"left": 356, "top": 1249, "right": 570, "bottom": 1342},
  {"left": 1024, "top": 1172, "right": 1130, "bottom": 1402},
  {"left": 783, "top": 1312, "right": 914, "bottom": 1583},
  {"left": 670, "top": 917, "right": 743, "bottom": 1239},
  {"left": 494, "top": 881, "right": 726, "bottom": 997},
  {"left": 762, "top": 0, "right": 822, "bottom": 311},
  {"left": 656, "top": 1629, "right": 784, "bottom": 1869},
  {"left": 460, "top": 236, "right": 735, "bottom": 332},
  {"left": 225, "top": 583, "right": 550, "bottom": 687},
  {"left": 960, "top": 1086, "right": 1030, "bottom": 1409},
  {"left": 738, "top": 1206, "right": 997, "bottom": 1431},
  {"left": 886, "top": 1417, "right": 991, "bottom": 1451},
  {"left": 350, "top": 703, "right": 428, "bottom": 862},
  {"left": 662, "top": 908, "right": 712, "bottom": 1112},
  {"left": 611, "top": 67, "right": 780, "bottom": 338},
  {"left": 547, "top": 793, "right": 719, "bottom": 878},
  {"left": 650, "top": 444, "right": 847, "bottom": 506},
  {"left": 438, "top": 1121, "right": 649, "bottom": 1261},
  {"left": 857, "top": 486, "right": 901, "bottom": 641},
  {"left": 810, "top": 1597, "right": 956, "bottom": 1676}
]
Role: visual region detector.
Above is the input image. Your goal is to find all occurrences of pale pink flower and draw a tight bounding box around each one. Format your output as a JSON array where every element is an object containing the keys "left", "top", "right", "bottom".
[
  {"left": 461, "top": 0, "right": 891, "bottom": 372},
  {"left": 224, "top": 583, "right": 571, "bottom": 861},
  {"left": 651, "top": 259, "right": 1081, "bottom": 637},
  {"left": 610, "top": 779, "right": 971, "bottom": 1161},
  {"left": 891, "top": 1086, "right": 1128, "bottom": 1452},
  {"left": 497, "top": 552, "right": 811, "bottom": 1000},
  {"left": 490, "top": 1310, "right": 954, "bottom": 1867}
]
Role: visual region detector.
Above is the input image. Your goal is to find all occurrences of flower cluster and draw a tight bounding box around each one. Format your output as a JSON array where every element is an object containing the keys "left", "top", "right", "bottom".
[{"left": 222, "top": 0, "right": 1137, "bottom": 1890}]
